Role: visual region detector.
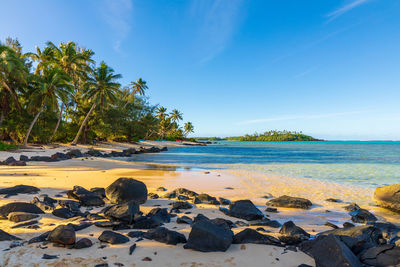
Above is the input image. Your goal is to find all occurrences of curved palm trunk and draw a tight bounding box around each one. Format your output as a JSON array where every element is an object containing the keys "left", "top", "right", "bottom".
[
  {"left": 49, "top": 103, "right": 64, "bottom": 143},
  {"left": 23, "top": 103, "right": 44, "bottom": 147},
  {"left": 1, "top": 81, "right": 21, "bottom": 110},
  {"left": 71, "top": 102, "right": 96, "bottom": 145}
]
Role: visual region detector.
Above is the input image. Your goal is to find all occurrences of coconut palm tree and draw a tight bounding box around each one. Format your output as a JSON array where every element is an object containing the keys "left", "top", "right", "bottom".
[
  {"left": 170, "top": 109, "right": 183, "bottom": 123},
  {"left": 0, "top": 44, "right": 28, "bottom": 126},
  {"left": 23, "top": 68, "right": 72, "bottom": 146},
  {"left": 184, "top": 122, "right": 194, "bottom": 138},
  {"left": 71, "top": 61, "right": 121, "bottom": 145},
  {"left": 155, "top": 106, "right": 167, "bottom": 120},
  {"left": 123, "top": 78, "right": 148, "bottom": 108},
  {"left": 25, "top": 46, "right": 55, "bottom": 75}
]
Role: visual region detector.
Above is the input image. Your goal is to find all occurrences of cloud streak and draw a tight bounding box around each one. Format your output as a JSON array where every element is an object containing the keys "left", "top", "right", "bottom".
[
  {"left": 236, "top": 110, "right": 367, "bottom": 125},
  {"left": 326, "top": 0, "right": 370, "bottom": 22},
  {"left": 100, "top": 0, "right": 133, "bottom": 52},
  {"left": 189, "top": 0, "right": 244, "bottom": 63}
]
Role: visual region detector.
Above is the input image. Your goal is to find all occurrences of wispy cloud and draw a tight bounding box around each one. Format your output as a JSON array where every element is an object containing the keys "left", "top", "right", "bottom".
[
  {"left": 235, "top": 110, "right": 367, "bottom": 126},
  {"left": 189, "top": 0, "right": 244, "bottom": 63},
  {"left": 326, "top": 0, "right": 371, "bottom": 22},
  {"left": 293, "top": 66, "right": 319, "bottom": 79},
  {"left": 100, "top": 0, "right": 133, "bottom": 52}
]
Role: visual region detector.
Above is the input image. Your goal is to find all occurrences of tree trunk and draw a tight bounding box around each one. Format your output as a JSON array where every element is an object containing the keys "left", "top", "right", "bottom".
[
  {"left": 23, "top": 104, "right": 44, "bottom": 147},
  {"left": 71, "top": 102, "right": 96, "bottom": 145},
  {"left": 49, "top": 103, "right": 64, "bottom": 143},
  {"left": 0, "top": 111, "right": 4, "bottom": 128},
  {"left": 1, "top": 81, "right": 20, "bottom": 110}
]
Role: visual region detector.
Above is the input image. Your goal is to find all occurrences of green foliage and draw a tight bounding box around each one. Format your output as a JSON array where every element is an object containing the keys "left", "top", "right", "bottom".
[
  {"left": 0, "top": 38, "right": 195, "bottom": 144},
  {"left": 226, "top": 130, "right": 321, "bottom": 141},
  {"left": 0, "top": 141, "right": 17, "bottom": 150}
]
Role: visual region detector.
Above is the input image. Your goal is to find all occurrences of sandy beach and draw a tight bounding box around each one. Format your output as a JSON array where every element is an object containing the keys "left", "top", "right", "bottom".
[{"left": 1, "top": 142, "right": 399, "bottom": 267}]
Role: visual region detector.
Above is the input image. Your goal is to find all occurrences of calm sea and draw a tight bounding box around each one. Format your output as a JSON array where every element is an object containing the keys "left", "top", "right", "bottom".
[{"left": 129, "top": 141, "right": 400, "bottom": 189}]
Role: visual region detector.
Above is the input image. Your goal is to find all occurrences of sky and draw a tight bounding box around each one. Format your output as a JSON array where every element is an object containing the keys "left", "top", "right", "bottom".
[{"left": 1, "top": 0, "right": 400, "bottom": 140}]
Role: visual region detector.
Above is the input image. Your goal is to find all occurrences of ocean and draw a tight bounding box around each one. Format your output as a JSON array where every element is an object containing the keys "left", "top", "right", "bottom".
[{"left": 129, "top": 141, "right": 400, "bottom": 189}]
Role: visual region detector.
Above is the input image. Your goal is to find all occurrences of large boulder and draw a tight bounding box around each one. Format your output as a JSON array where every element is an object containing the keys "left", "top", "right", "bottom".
[
  {"left": 223, "top": 200, "right": 264, "bottom": 221},
  {"left": 0, "top": 185, "right": 40, "bottom": 196},
  {"left": 300, "top": 234, "right": 362, "bottom": 267},
  {"left": 318, "top": 225, "right": 384, "bottom": 246},
  {"left": 279, "top": 221, "right": 310, "bottom": 244},
  {"left": 104, "top": 200, "right": 140, "bottom": 224},
  {"left": 106, "top": 178, "right": 147, "bottom": 204},
  {"left": 360, "top": 244, "right": 400, "bottom": 266},
  {"left": 374, "top": 184, "right": 400, "bottom": 213},
  {"left": 98, "top": 230, "right": 129, "bottom": 244},
  {"left": 266, "top": 195, "right": 312, "bottom": 209},
  {"left": 0, "top": 202, "right": 44, "bottom": 219},
  {"left": 143, "top": 227, "right": 187, "bottom": 245},
  {"left": 67, "top": 186, "right": 105, "bottom": 207},
  {"left": 184, "top": 214, "right": 233, "bottom": 252},
  {"left": 349, "top": 208, "right": 377, "bottom": 224},
  {"left": 233, "top": 228, "right": 281, "bottom": 246},
  {"left": 48, "top": 225, "right": 76, "bottom": 245}
]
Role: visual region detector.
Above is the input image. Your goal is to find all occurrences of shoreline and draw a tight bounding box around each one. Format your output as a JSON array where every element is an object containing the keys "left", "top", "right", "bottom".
[{"left": 0, "top": 142, "right": 399, "bottom": 266}]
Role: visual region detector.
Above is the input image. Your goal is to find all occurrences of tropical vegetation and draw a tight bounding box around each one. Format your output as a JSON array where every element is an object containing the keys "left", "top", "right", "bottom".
[
  {"left": 0, "top": 38, "right": 194, "bottom": 148},
  {"left": 226, "top": 130, "right": 321, "bottom": 141}
]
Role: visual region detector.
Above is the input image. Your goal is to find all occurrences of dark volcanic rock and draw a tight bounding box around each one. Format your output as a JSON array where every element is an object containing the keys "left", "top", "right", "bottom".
[
  {"left": 319, "top": 225, "right": 384, "bottom": 245},
  {"left": 48, "top": 225, "right": 76, "bottom": 245},
  {"left": 11, "top": 219, "right": 39, "bottom": 229},
  {"left": 87, "top": 150, "right": 103, "bottom": 157},
  {"left": 28, "top": 231, "right": 50, "bottom": 244},
  {"left": 223, "top": 200, "right": 264, "bottom": 221},
  {"left": 52, "top": 208, "right": 76, "bottom": 219},
  {"left": 360, "top": 244, "right": 400, "bottom": 267},
  {"left": 69, "top": 222, "right": 92, "bottom": 231},
  {"left": 94, "top": 220, "right": 124, "bottom": 228},
  {"left": 0, "top": 229, "right": 21, "bottom": 241},
  {"left": 250, "top": 218, "right": 282, "bottom": 228},
  {"left": 197, "top": 193, "right": 220, "bottom": 205},
  {"left": 218, "top": 197, "right": 231, "bottom": 205},
  {"left": 265, "top": 207, "right": 278, "bottom": 213},
  {"left": 374, "top": 184, "right": 400, "bottom": 213},
  {"left": 184, "top": 214, "right": 233, "bottom": 252},
  {"left": 106, "top": 178, "right": 147, "bottom": 204},
  {"left": 176, "top": 216, "right": 193, "bottom": 225},
  {"left": 32, "top": 196, "right": 55, "bottom": 211},
  {"left": 300, "top": 234, "right": 362, "bottom": 267},
  {"left": 156, "top": 187, "right": 167, "bottom": 192},
  {"left": 42, "top": 254, "right": 58, "bottom": 260},
  {"left": 30, "top": 156, "right": 54, "bottom": 162},
  {"left": 4, "top": 156, "right": 16, "bottom": 165},
  {"left": 0, "top": 185, "right": 40, "bottom": 196},
  {"left": 172, "top": 201, "right": 192, "bottom": 210},
  {"left": 8, "top": 212, "right": 39, "bottom": 222},
  {"left": 147, "top": 208, "right": 171, "bottom": 223},
  {"left": 51, "top": 152, "right": 70, "bottom": 160},
  {"left": 90, "top": 187, "right": 106, "bottom": 198},
  {"left": 57, "top": 200, "right": 81, "bottom": 212},
  {"left": 172, "top": 188, "right": 198, "bottom": 198},
  {"left": 233, "top": 228, "right": 282, "bottom": 246},
  {"left": 74, "top": 238, "right": 93, "bottom": 249},
  {"left": 98, "top": 230, "right": 129, "bottom": 244},
  {"left": 104, "top": 200, "right": 140, "bottom": 224},
  {"left": 349, "top": 208, "right": 377, "bottom": 224},
  {"left": 127, "top": 231, "right": 145, "bottom": 238},
  {"left": 132, "top": 216, "right": 162, "bottom": 229},
  {"left": 87, "top": 213, "right": 105, "bottom": 221},
  {"left": 8, "top": 160, "right": 27, "bottom": 166},
  {"left": 266, "top": 195, "right": 312, "bottom": 209},
  {"left": 67, "top": 186, "right": 105, "bottom": 207},
  {"left": 279, "top": 221, "right": 310, "bottom": 244},
  {"left": 344, "top": 203, "right": 361, "bottom": 212},
  {"left": 66, "top": 149, "right": 83, "bottom": 158},
  {"left": 148, "top": 193, "right": 159, "bottom": 199},
  {"left": 144, "top": 226, "right": 187, "bottom": 245},
  {"left": 0, "top": 202, "right": 44, "bottom": 218},
  {"left": 20, "top": 155, "right": 29, "bottom": 161},
  {"left": 325, "top": 198, "right": 342, "bottom": 203}
]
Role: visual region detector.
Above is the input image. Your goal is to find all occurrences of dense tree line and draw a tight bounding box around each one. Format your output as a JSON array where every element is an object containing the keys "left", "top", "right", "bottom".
[
  {"left": 0, "top": 38, "right": 194, "bottom": 146},
  {"left": 226, "top": 130, "right": 321, "bottom": 141}
]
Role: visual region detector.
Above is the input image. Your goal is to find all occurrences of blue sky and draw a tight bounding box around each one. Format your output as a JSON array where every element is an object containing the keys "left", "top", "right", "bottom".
[{"left": 1, "top": 0, "right": 400, "bottom": 140}]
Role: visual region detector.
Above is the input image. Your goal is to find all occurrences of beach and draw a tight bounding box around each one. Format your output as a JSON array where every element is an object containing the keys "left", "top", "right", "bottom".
[{"left": 0, "top": 141, "right": 400, "bottom": 266}]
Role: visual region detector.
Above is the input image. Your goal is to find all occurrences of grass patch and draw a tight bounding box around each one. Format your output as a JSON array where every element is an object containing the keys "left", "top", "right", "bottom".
[{"left": 0, "top": 142, "right": 18, "bottom": 151}]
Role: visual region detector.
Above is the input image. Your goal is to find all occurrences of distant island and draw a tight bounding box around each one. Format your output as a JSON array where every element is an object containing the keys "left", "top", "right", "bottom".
[{"left": 197, "top": 130, "right": 322, "bottom": 142}]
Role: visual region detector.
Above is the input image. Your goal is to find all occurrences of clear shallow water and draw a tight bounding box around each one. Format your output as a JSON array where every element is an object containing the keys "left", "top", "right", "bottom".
[{"left": 129, "top": 141, "right": 400, "bottom": 189}]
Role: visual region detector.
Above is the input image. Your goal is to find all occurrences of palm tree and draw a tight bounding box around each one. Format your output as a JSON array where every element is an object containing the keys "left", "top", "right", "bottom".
[
  {"left": 23, "top": 68, "right": 72, "bottom": 146},
  {"left": 24, "top": 46, "right": 54, "bottom": 75},
  {"left": 155, "top": 106, "right": 167, "bottom": 120},
  {"left": 0, "top": 44, "right": 27, "bottom": 126},
  {"left": 123, "top": 78, "right": 147, "bottom": 108},
  {"left": 184, "top": 122, "right": 194, "bottom": 138},
  {"left": 170, "top": 109, "right": 183, "bottom": 123},
  {"left": 71, "top": 61, "right": 121, "bottom": 145}
]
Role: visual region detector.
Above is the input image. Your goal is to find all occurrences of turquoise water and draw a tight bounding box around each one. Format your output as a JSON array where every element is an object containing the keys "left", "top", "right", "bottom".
[{"left": 130, "top": 141, "right": 400, "bottom": 189}]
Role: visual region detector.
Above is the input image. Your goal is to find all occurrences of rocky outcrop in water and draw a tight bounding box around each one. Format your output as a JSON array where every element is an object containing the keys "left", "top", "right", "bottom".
[{"left": 374, "top": 184, "right": 400, "bottom": 213}]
